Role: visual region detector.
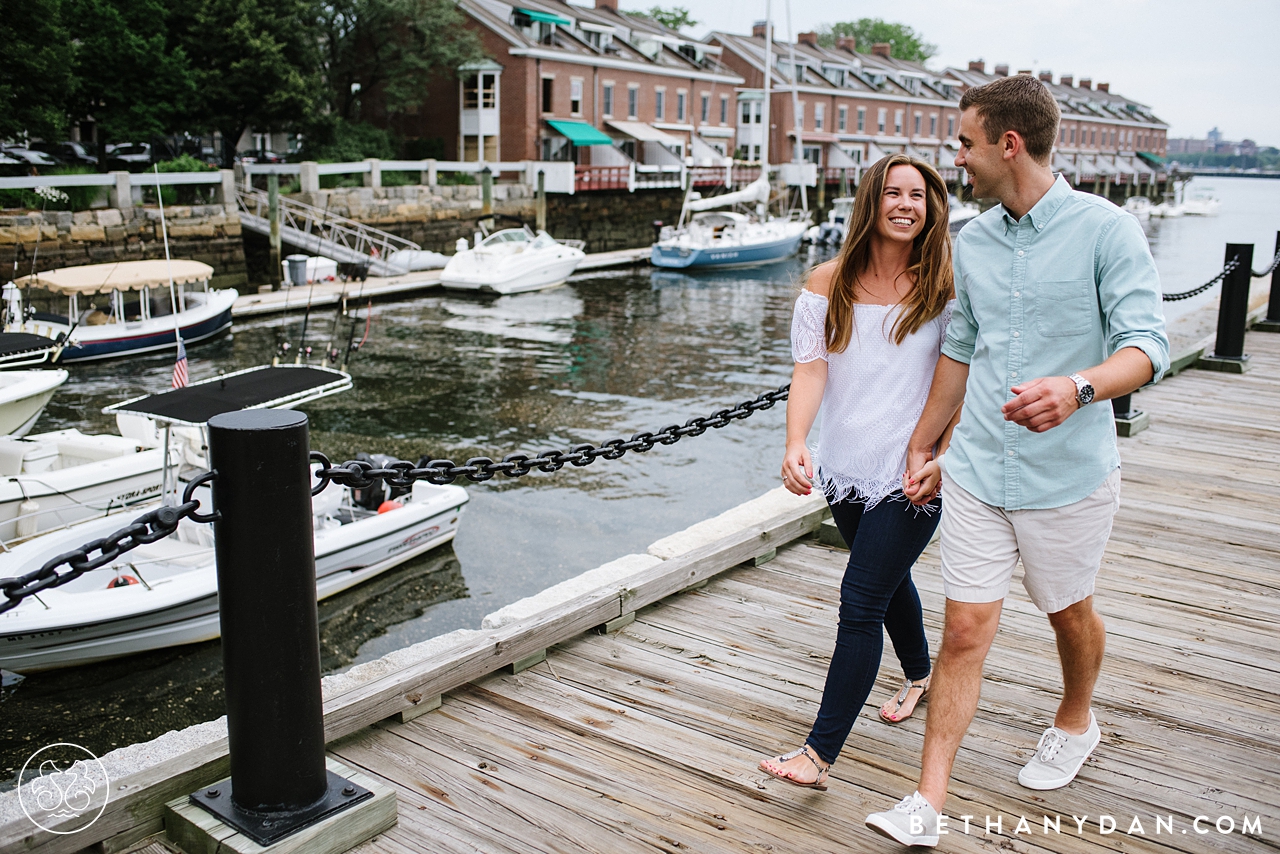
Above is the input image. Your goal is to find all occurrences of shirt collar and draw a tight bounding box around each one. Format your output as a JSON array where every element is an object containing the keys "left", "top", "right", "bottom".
[{"left": 1001, "top": 174, "right": 1072, "bottom": 232}]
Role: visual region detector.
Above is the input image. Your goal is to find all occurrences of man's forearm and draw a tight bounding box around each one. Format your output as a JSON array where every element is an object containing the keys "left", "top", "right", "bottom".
[
  {"left": 910, "top": 355, "right": 969, "bottom": 454},
  {"left": 1079, "top": 346, "right": 1154, "bottom": 401}
]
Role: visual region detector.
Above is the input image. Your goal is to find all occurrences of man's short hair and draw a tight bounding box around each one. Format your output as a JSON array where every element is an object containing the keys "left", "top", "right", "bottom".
[{"left": 958, "top": 75, "right": 1060, "bottom": 164}]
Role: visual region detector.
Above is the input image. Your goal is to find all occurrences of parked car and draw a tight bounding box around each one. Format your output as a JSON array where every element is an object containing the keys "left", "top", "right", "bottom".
[
  {"left": 28, "top": 141, "right": 98, "bottom": 166},
  {"left": 235, "top": 149, "right": 286, "bottom": 164},
  {"left": 0, "top": 147, "right": 62, "bottom": 169},
  {"left": 0, "top": 150, "right": 27, "bottom": 177},
  {"left": 105, "top": 142, "right": 153, "bottom": 171}
]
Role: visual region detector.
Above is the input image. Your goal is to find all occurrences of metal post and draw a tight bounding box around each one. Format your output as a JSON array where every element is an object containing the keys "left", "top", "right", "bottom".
[
  {"left": 1255, "top": 231, "right": 1280, "bottom": 333},
  {"left": 1199, "top": 242, "right": 1254, "bottom": 374},
  {"left": 268, "top": 174, "right": 282, "bottom": 289},
  {"left": 535, "top": 170, "right": 547, "bottom": 232},
  {"left": 481, "top": 166, "right": 493, "bottom": 216},
  {"left": 189, "top": 410, "right": 371, "bottom": 845},
  {"left": 1111, "top": 393, "right": 1147, "bottom": 437}
]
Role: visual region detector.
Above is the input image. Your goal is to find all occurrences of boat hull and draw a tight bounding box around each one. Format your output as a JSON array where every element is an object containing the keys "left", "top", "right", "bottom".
[
  {"left": 0, "top": 370, "right": 68, "bottom": 436},
  {"left": 651, "top": 230, "right": 804, "bottom": 269},
  {"left": 441, "top": 254, "right": 585, "bottom": 294},
  {"left": 0, "top": 483, "right": 468, "bottom": 672}
]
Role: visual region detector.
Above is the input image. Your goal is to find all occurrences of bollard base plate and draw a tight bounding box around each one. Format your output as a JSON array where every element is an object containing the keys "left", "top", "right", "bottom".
[
  {"left": 1114, "top": 410, "right": 1150, "bottom": 438},
  {"left": 1195, "top": 353, "right": 1251, "bottom": 374},
  {"left": 1253, "top": 319, "right": 1280, "bottom": 333},
  {"left": 186, "top": 769, "right": 374, "bottom": 847}
]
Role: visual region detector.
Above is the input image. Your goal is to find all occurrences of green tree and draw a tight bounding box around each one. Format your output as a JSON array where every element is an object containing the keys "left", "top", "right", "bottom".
[
  {"left": 65, "top": 0, "right": 196, "bottom": 167},
  {"left": 177, "top": 0, "right": 317, "bottom": 167},
  {"left": 628, "top": 5, "right": 698, "bottom": 32},
  {"left": 817, "top": 18, "right": 937, "bottom": 63},
  {"left": 315, "top": 0, "right": 484, "bottom": 123},
  {"left": 0, "top": 0, "right": 75, "bottom": 141}
]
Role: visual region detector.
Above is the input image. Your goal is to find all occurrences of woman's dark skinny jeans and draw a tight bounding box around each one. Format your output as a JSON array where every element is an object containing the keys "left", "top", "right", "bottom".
[{"left": 805, "top": 492, "right": 941, "bottom": 766}]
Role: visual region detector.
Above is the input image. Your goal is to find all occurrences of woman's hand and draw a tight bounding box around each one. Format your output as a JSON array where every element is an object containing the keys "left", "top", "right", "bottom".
[
  {"left": 903, "top": 458, "right": 942, "bottom": 505},
  {"left": 781, "top": 443, "right": 815, "bottom": 496}
]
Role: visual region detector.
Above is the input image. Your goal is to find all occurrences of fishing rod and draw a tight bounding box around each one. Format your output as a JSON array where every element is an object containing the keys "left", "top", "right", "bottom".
[
  {"left": 294, "top": 194, "right": 331, "bottom": 364},
  {"left": 338, "top": 260, "right": 371, "bottom": 373}
]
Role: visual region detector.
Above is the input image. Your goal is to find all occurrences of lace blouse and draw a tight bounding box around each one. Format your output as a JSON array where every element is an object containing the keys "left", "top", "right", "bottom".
[{"left": 790, "top": 289, "right": 954, "bottom": 508}]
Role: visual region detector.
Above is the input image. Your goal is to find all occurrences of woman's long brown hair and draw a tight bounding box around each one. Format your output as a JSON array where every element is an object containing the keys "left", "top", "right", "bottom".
[{"left": 824, "top": 154, "right": 954, "bottom": 352}]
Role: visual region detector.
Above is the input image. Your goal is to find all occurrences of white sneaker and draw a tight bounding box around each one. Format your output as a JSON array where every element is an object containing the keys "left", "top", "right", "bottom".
[
  {"left": 1018, "top": 711, "right": 1101, "bottom": 790},
  {"left": 865, "top": 791, "right": 941, "bottom": 847}
]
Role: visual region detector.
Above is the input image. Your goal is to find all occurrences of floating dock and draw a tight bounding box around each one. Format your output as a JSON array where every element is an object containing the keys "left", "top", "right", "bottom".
[{"left": 231, "top": 248, "right": 652, "bottom": 319}]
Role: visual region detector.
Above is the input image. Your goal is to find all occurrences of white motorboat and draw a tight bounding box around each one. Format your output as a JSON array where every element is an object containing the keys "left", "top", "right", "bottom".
[
  {"left": 1124, "top": 196, "right": 1153, "bottom": 220},
  {"left": 1182, "top": 191, "right": 1221, "bottom": 217},
  {"left": 0, "top": 365, "right": 351, "bottom": 544},
  {"left": 6, "top": 259, "right": 237, "bottom": 362},
  {"left": 948, "top": 194, "right": 981, "bottom": 232},
  {"left": 441, "top": 227, "right": 586, "bottom": 294},
  {"left": 1150, "top": 201, "right": 1184, "bottom": 218},
  {"left": 0, "top": 331, "right": 70, "bottom": 437},
  {"left": 0, "top": 473, "right": 467, "bottom": 673},
  {"left": 806, "top": 197, "right": 855, "bottom": 246}
]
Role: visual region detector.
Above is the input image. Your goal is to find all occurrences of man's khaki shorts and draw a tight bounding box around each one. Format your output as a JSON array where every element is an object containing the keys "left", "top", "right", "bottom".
[{"left": 938, "top": 467, "right": 1121, "bottom": 614}]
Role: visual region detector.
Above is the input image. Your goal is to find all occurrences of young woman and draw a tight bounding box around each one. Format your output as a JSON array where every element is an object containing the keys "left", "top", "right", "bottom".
[{"left": 760, "top": 154, "right": 957, "bottom": 790}]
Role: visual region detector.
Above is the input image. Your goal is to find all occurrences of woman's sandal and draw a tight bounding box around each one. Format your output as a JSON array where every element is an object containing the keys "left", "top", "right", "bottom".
[
  {"left": 879, "top": 675, "right": 930, "bottom": 724},
  {"left": 759, "top": 745, "right": 830, "bottom": 791}
]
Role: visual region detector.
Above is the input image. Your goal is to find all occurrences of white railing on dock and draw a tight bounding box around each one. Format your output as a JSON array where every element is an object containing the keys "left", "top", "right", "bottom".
[{"left": 0, "top": 172, "right": 222, "bottom": 189}]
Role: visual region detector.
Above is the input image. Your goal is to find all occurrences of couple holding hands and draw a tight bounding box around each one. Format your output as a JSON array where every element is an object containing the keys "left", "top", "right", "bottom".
[{"left": 760, "top": 74, "right": 1169, "bottom": 847}]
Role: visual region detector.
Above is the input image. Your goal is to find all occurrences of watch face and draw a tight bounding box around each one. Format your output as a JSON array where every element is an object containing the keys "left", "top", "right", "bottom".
[{"left": 1079, "top": 386, "right": 1095, "bottom": 406}]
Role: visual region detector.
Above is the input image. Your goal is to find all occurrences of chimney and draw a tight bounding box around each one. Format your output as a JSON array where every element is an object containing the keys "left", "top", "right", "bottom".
[
  {"left": 1059, "top": 74, "right": 1073, "bottom": 87},
  {"left": 595, "top": 0, "right": 617, "bottom": 9},
  {"left": 837, "top": 36, "right": 857, "bottom": 53},
  {"left": 993, "top": 64, "right": 1009, "bottom": 77},
  {"left": 1038, "top": 71, "right": 1053, "bottom": 83},
  {"left": 752, "top": 20, "right": 772, "bottom": 38},
  {"left": 968, "top": 60, "right": 985, "bottom": 73},
  {"left": 1078, "top": 77, "right": 1092, "bottom": 89},
  {"left": 798, "top": 31, "right": 818, "bottom": 47},
  {"left": 871, "top": 42, "right": 892, "bottom": 58},
  {"left": 1096, "top": 82, "right": 1109, "bottom": 93}
]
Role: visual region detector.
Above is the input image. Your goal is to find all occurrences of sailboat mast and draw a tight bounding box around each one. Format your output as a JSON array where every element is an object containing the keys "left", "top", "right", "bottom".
[
  {"left": 785, "top": 0, "right": 808, "bottom": 213},
  {"left": 759, "top": 0, "right": 772, "bottom": 218}
]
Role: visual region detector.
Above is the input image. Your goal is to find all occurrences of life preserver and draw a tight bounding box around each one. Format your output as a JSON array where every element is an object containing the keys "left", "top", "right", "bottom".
[{"left": 107, "top": 575, "right": 140, "bottom": 589}]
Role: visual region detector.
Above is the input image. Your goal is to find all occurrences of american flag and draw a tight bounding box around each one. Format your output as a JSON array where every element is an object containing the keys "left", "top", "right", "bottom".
[{"left": 172, "top": 336, "right": 188, "bottom": 389}]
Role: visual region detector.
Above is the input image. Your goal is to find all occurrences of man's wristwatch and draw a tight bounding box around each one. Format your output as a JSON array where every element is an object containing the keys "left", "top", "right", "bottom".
[{"left": 1068, "top": 373, "right": 1095, "bottom": 408}]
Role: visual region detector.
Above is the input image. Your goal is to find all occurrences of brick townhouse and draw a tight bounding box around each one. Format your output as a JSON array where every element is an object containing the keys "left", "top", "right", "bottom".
[{"left": 395, "top": 0, "right": 744, "bottom": 176}]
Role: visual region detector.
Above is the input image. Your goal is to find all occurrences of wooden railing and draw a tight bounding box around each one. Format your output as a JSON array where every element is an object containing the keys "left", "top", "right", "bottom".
[{"left": 575, "top": 164, "right": 631, "bottom": 192}]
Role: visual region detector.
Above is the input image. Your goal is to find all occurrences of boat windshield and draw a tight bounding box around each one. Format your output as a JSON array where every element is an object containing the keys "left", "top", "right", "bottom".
[
  {"left": 482, "top": 229, "right": 529, "bottom": 247},
  {"left": 529, "top": 232, "right": 557, "bottom": 250}
]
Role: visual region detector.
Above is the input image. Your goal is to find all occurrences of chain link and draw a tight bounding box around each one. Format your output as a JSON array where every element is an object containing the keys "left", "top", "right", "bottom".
[
  {"left": 1253, "top": 248, "right": 1280, "bottom": 279},
  {"left": 1162, "top": 257, "right": 1239, "bottom": 302},
  {"left": 0, "top": 471, "right": 218, "bottom": 615},
  {"left": 312, "top": 384, "right": 790, "bottom": 493}
]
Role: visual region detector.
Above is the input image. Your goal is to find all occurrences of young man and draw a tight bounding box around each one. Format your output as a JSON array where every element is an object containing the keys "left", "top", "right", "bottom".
[{"left": 864, "top": 75, "right": 1169, "bottom": 847}]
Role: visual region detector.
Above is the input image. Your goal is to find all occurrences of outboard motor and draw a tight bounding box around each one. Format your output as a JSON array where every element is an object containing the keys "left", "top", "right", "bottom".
[{"left": 350, "top": 452, "right": 387, "bottom": 510}]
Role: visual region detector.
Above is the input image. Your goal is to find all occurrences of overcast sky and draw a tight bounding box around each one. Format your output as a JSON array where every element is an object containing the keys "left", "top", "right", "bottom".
[{"left": 604, "top": 0, "right": 1279, "bottom": 145}]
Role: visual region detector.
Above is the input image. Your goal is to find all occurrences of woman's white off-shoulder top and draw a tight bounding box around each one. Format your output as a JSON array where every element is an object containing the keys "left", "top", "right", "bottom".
[{"left": 790, "top": 290, "right": 954, "bottom": 508}]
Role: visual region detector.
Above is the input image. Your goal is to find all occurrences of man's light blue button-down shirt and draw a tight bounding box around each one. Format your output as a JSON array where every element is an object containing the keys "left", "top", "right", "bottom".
[{"left": 942, "top": 175, "right": 1170, "bottom": 510}]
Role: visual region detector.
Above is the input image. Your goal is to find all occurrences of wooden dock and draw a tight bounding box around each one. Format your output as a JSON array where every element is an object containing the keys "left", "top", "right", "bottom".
[
  {"left": 4, "top": 334, "right": 1277, "bottom": 854},
  {"left": 321, "top": 338, "right": 1278, "bottom": 854},
  {"left": 231, "top": 247, "right": 651, "bottom": 319}
]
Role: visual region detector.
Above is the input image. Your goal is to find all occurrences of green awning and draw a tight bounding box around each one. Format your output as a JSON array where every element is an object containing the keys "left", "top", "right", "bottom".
[
  {"left": 546, "top": 120, "right": 614, "bottom": 146},
  {"left": 1136, "top": 151, "right": 1168, "bottom": 168},
  {"left": 518, "top": 8, "right": 572, "bottom": 25}
]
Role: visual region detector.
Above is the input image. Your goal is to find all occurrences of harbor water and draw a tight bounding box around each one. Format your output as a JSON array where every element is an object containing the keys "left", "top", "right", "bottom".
[{"left": 2, "top": 175, "right": 1278, "bottom": 783}]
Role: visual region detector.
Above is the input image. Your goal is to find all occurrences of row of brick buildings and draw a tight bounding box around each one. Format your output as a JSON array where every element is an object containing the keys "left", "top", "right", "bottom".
[{"left": 397, "top": 0, "right": 1170, "bottom": 192}]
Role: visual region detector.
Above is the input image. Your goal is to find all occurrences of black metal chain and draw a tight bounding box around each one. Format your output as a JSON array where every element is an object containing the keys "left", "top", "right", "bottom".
[
  {"left": 0, "top": 472, "right": 218, "bottom": 615},
  {"left": 1254, "top": 248, "right": 1280, "bottom": 279},
  {"left": 312, "top": 384, "right": 791, "bottom": 493},
  {"left": 1162, "top": 257, "right": 1239, "bottom": 302}
]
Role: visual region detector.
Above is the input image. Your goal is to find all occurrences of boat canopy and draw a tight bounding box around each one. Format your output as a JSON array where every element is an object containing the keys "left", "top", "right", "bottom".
[
  {"left": 105, "top": 365, "right": 352, "bottom": 426},
  {"left": 0, "top": 332, "right": 59, "bottom": 363},
  {"left": 18, "top": 260, "right": 214, "bottom": 295}
]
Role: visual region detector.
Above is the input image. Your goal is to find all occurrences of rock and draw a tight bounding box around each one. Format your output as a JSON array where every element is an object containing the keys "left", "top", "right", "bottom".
[
  {"left": 70, "top": 224, "right": 107, "bottom": 241},
  {"left": 95, "top": 209, "right": 123, "bottom": 227}
]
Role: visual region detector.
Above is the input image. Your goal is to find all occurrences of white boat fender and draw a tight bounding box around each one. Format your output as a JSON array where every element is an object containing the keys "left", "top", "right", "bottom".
[
  {"left": 16, "top": 499, "right": 39, "bottom": 539},
  {"left": 455, "top": 238, "right": 469, "bottom": 254}
]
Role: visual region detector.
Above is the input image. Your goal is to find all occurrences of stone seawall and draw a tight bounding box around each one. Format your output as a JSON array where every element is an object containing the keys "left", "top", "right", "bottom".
[{"left": 0, "top": 205, "right": 247, "bottom": 290}]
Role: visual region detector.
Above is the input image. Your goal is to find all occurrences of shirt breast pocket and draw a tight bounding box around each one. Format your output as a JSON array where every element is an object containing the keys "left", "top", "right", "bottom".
[{"left": 1036, "top": 279, "right": 1095, "bottom": 337}]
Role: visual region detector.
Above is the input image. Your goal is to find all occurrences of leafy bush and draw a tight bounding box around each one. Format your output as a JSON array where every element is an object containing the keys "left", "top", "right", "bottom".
[
  {"left": 298, "top": 117, "right": 396, "bottom": 163},
  {"left": 0, "top": 166, "right": 105, "bottom": 211},
  {"left": 142, "top": 155, "right": 218, "bottom": 205}
]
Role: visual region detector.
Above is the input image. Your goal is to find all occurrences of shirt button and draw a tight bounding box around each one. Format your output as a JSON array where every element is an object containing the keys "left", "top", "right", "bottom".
[
  {"left": 1010, "top": 371, "right": 1018, "bottom": 378},
  {"left": 1013, "top": 331, "right": 1020, "bottom": 338},
  {"left": 1017, "top": 250, "right": 1025, "bottom": 257},
  {"left": 1013, "top": 290, "right": 1021, "bottom": 297},
  {"left": 1007, "top": 450, "right": 1016, "bottom": 457}
]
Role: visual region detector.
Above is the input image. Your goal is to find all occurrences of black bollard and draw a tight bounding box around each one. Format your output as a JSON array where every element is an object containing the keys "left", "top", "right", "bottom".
[
  {"left": 1202, "top": 242, "right": 1254, "bottom": 372},
  {"left": 189, "top": 409, "right": 370, "bottom": 845},
  {"left": 1256, "top": 231, "right": 1280, "bottom": 333},
  {"left": 1111, "top": 393, "right": 1148, "bottom": 437}
]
